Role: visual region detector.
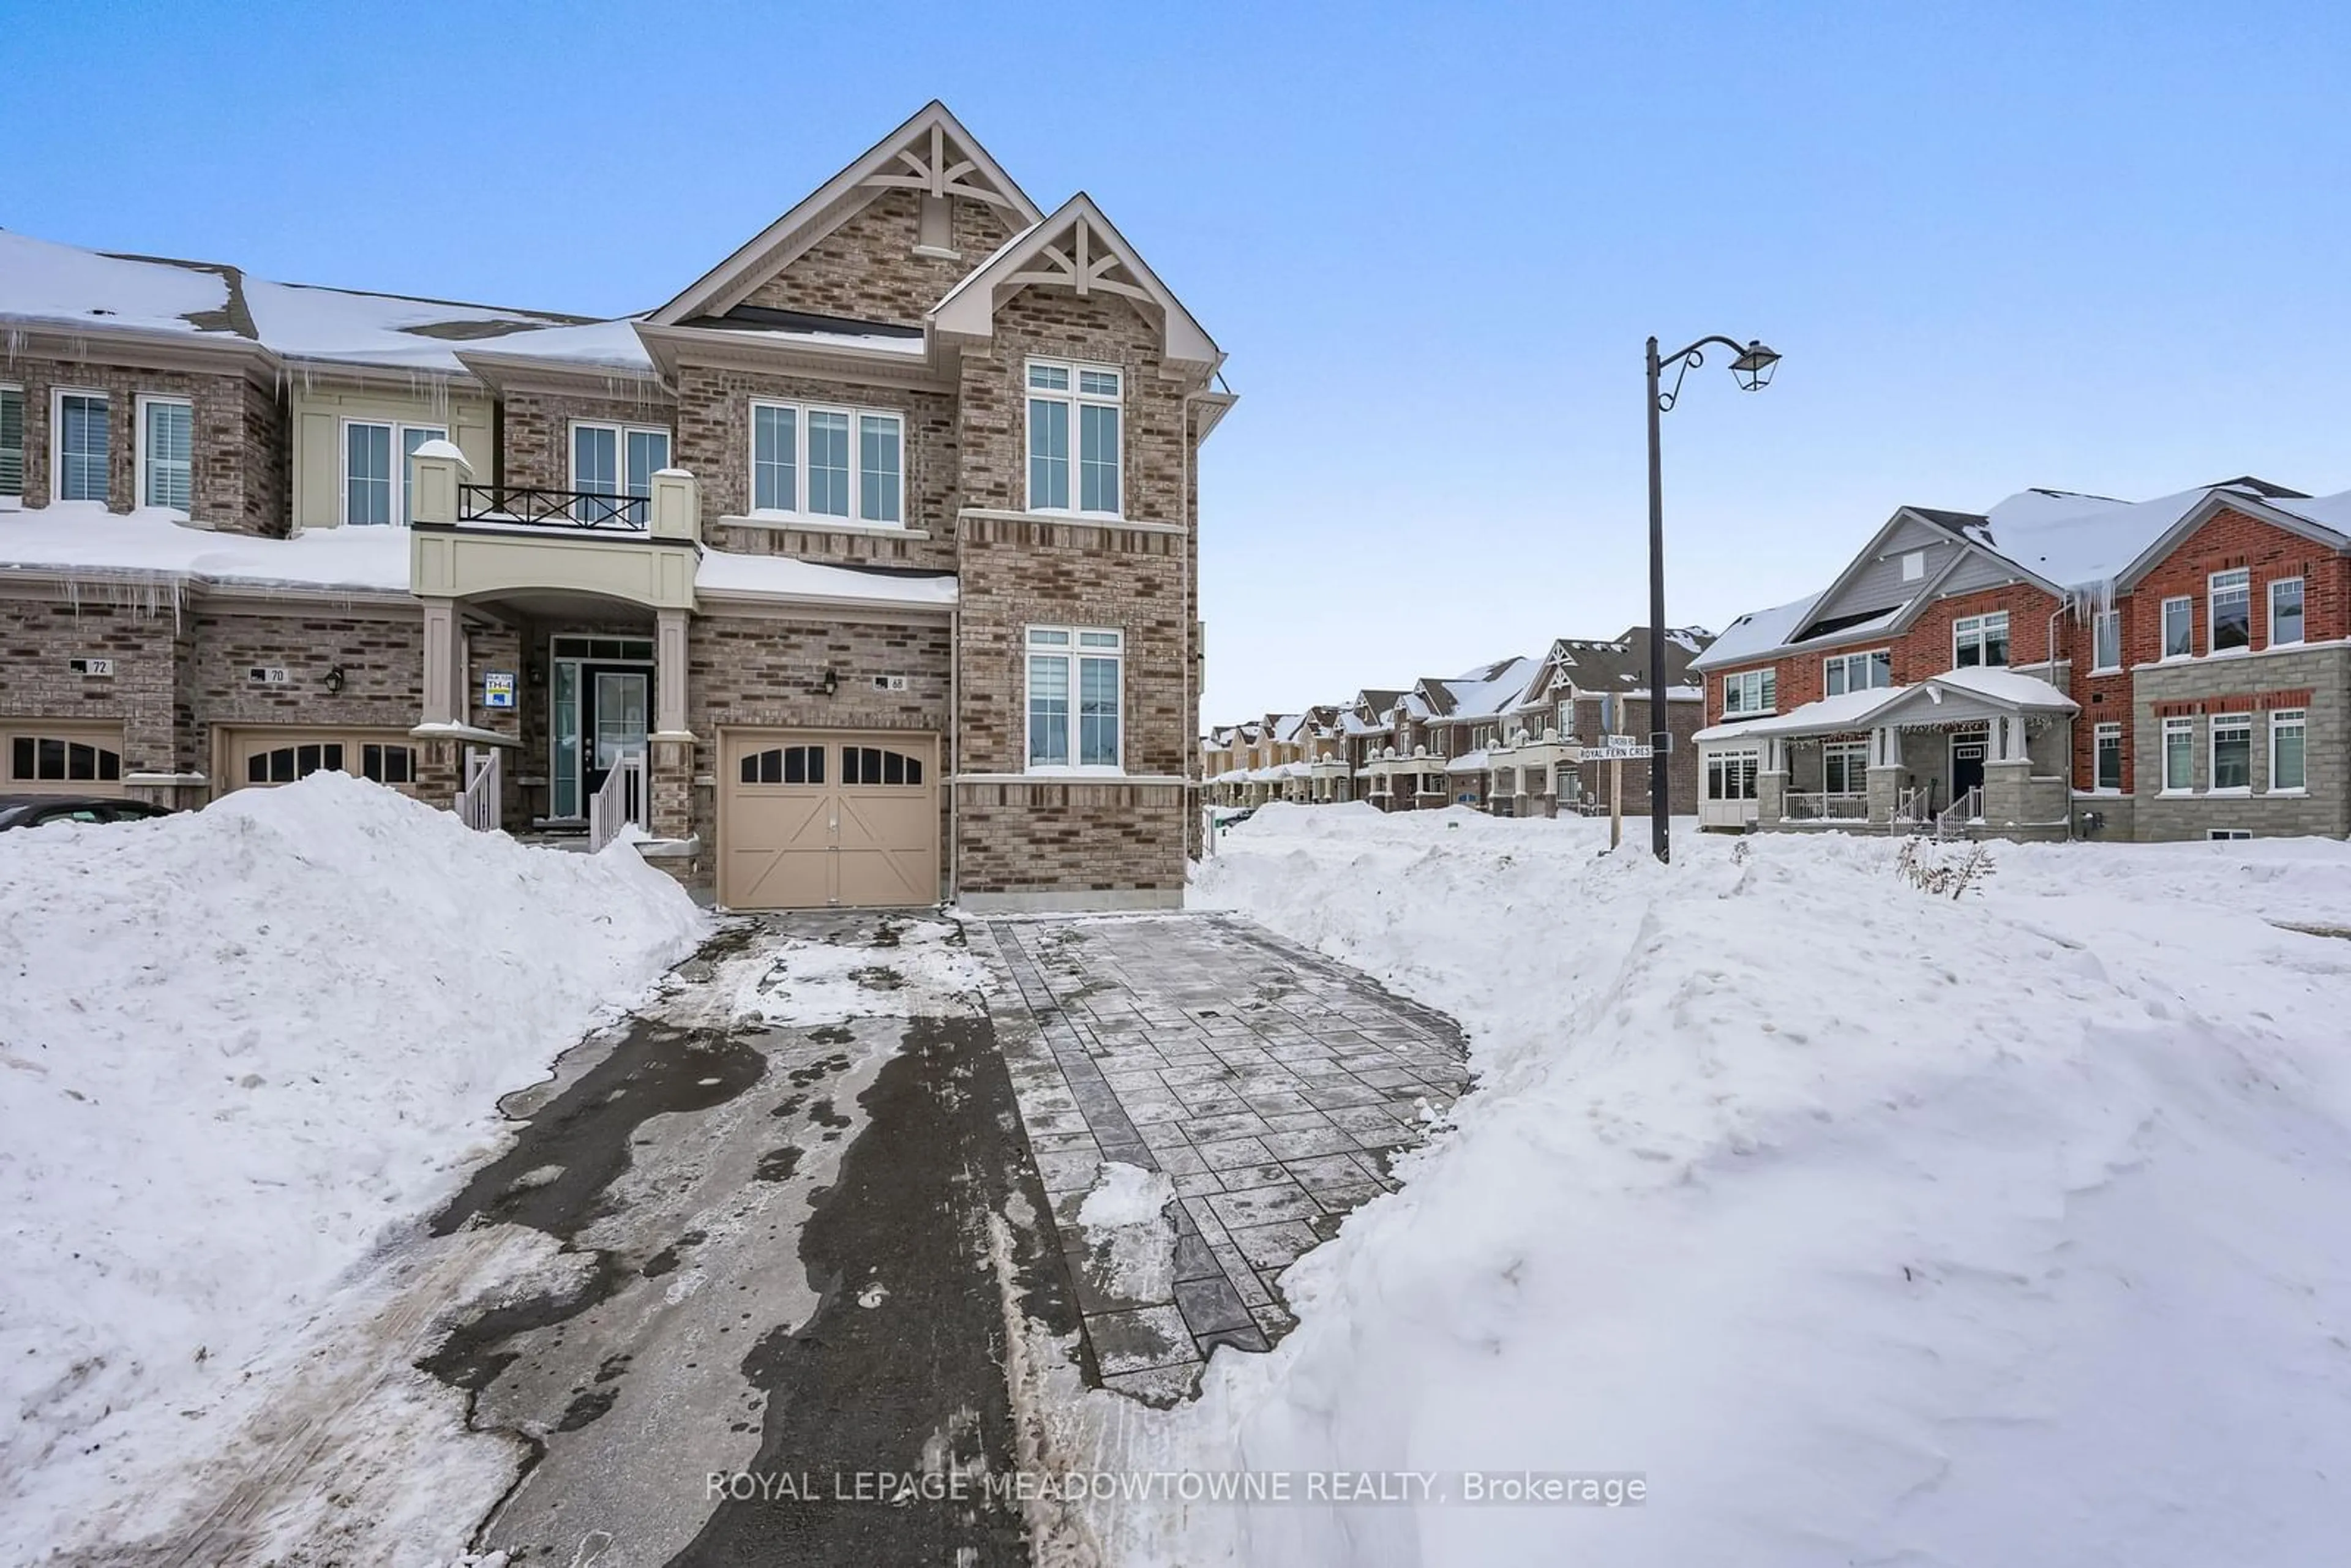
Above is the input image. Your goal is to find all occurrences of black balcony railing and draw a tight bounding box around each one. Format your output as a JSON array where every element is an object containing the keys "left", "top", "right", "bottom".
[{"left": 457, "top": 483, "right": 648, "bottom": 531}]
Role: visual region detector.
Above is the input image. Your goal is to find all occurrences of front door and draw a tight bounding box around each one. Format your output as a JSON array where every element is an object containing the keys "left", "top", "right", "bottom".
[
  {"left": 585, "top": 669, "right": 650, "bottom": 802},
  {"left": 1951, "top": 739, "right": 1987, "bottom": 801}
]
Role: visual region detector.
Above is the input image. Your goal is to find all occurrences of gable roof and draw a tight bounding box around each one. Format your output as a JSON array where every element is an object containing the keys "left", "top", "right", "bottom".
[
  {"left": 650, "top": 101, "right": 1044, "bottom": 328},
  {"left": 931, "top": 193, "right": 1221, "bottom": 368}
]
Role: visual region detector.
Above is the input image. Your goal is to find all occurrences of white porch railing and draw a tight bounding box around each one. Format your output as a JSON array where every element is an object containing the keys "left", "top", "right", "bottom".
[
  {"left": 456, "top": 747, "right": 502, "bottom": 833},
  {"left": 1894, "top": 785, "right": 1930, "bottom": 825},
  {"left": 588, "top": 752, "right": 647, "bottom": 852},
  {"left": 1783, "top": 790, "right": 1870, "bottom": 821},
  {"left": 1935, "top": 786, "right": 1982, "bottom": 841}
]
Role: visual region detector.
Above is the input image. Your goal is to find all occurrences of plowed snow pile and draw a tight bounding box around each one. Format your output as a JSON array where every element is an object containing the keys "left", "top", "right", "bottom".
[
  {"left": 1073, "top": 805, "right": 2351, "bottom": 1567},
  {"left": 0, "top": 774, "right": 705, "bottom": 1558}
]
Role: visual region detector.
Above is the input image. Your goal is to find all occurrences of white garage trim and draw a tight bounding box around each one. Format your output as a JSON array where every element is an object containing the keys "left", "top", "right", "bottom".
[{"left": 718, "top": 727, "right": 940, "bottom": 910}]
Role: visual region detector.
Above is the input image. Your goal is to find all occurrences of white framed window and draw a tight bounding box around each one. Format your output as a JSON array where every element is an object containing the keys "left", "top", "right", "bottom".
[
  {"left": 53, "top": 389, "right": 110, "bottom": 503},
  {"left": 2093, "top": 722, "right": 2123, "bottom": 791},
  {"left": 1556, "top": 700, "right": 1573, "bottom": 738},
  {"left": 2268, "top": 577, "right": 2304, "bottom": 648},
  {"left": 1822, "top": 740, "right": 1869, "bottom": 795},
  {"left": 748, "top": 399, "right": 902, "bottom": 524},
  {"left": 1822, "top": 648, "right": 1892, "bottom": 696},
  {"left": 1705, "top": 750, "right": 1760, "bottom": 801},
  {"left": 1721, "top": 668, "right": 1777, "bottom": 716},
  {"left": 2270, "top": 709, "right": 2306, "bottom": 792},
  {"left": 0, "top": 384, "right": 24, "bottom": 498},
  {"left": 1026, "top": 626, "right": 1123, "bottom": 773},
  {"left": 571, "top": 421, "right": 670, "bottom": 527},
  {"left": 2209, "top": 713, "right": 2251, "bottom": 792},
  {"left": 343, "top": 419, "right": 448, "bottom": 526},
  {"left": 2161, "top": 716, "right": 2194, "bottom": 792},
  {"left": 1026, "top": 359, "right": 1122, "bottom": 517},
  {"left": 2209, "top": 569, "right": 2251, "bottom": 653},
  {"left": 2091, "top": 610, "right": 2121, "bottom": 673},
  {"left": 2208, "top": 828, "right": 2252, "bottom": 841},
  {"left": 2161, "top": 596, "right": 2194, "bottom": 659},
  {"left": 135, "top": 394, "right": 193, "bottom": 513},
  {"left": 1952, "top": 610, "right": 2009, "bottom": 669}
]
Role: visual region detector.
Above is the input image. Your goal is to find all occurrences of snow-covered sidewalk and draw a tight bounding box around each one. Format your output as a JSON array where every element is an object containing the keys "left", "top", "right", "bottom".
[
  {"left": 0, "top": 776, "right": 707, "bottom": 1562},
  {"left": 1056, "top": 805, "right": 2351, "bottom": 1567}
]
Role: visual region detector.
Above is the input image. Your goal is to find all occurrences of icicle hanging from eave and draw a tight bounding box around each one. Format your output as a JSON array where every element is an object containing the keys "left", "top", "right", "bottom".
[{"left": 54, "top": 569, "right": 187, "bottom": 629}]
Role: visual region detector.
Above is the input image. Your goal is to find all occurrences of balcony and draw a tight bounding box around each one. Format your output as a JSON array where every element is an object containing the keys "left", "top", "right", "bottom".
[{"left": 458, "top": 483, "right": 651, "bottom": 532}]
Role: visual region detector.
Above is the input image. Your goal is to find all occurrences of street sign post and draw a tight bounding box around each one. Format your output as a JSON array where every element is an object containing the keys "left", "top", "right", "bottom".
[{"left": 1591, "top": 735, "right": 1655, "bottom": 850}]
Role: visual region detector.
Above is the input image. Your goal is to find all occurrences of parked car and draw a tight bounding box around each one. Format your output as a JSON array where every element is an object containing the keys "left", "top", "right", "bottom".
[{"left": 0, "top": 795, "right": 173, "bottom": 832}]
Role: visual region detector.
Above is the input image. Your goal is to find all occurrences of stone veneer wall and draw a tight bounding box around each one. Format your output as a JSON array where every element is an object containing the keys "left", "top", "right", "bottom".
[
  {"left": 0, "top": 595, "right": 182, "bottom": 773},
  {"left": 2130, "top": 644, "right": 2349, "bottom": 840}
]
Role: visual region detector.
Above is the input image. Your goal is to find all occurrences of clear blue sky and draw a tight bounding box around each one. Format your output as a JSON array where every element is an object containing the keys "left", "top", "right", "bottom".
[{"left": 10, "top": 1, "right": 2347, "bottom": 722}]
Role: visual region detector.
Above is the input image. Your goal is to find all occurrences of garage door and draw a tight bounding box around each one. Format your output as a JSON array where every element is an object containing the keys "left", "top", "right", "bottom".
[
  {"left": 2, "top": 721, "right": 128, "bottom": 797},
  {"left": 720, "top": 729, "right": 938, "bottom": 910},
  {"left": 220, "top": 727, "right": 422, "bottom": 793}
]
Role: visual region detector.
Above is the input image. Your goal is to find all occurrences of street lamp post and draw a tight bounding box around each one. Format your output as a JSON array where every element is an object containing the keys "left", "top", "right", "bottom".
[{"left": 1643, "top": 332, "right": 1780, "bottom": 863}]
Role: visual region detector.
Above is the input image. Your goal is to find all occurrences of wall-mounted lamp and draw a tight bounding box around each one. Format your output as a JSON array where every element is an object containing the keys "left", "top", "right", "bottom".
[
  {"left": 819, "top": 667, "right": 838, "bottom": 696},
  {"left": 323, "top": 665, "right": 347, "bottom": 694}
]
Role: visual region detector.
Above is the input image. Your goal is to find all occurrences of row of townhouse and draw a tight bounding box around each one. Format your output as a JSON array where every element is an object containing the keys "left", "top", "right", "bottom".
[
  {"left": 1204, "top": 626, "right": 1715, "bottom": 817},
  {"left": 1691, "top": 477, "right": 2350, "bottom": 842},
  {"left": 0, "top": 102, "right": 1234, "bottom": 910}
]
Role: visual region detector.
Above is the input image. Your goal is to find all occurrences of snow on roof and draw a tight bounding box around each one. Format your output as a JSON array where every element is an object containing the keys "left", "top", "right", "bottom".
[
  {"left": 0, "top": 503, "right": 410, "bottom": 593},
  {"left": 2255, "top": 489, "right": 2351, "bottom": 536},
  {"left": 0, "top": 230, "right": 233, "bottom": 336},
  {"left": 1927, "top": 666, "right": 2077, "bottom": 709},
  {"left": 695, "top": 550, "right": 958, "bottom": 608},
  {"left": 1695, "top": 668, "right": 2076, "bottom": 745},
  {"left": 456, "top": 318, "right": 655, "bottom": 374},
  {"left": 1971, "top": 486, "right": 2214, "bottom": 591},
  {"left": 1689, "top": 591, "right": 1820, "bottom": 672},
  {"left": 241, "top": 278, "right": 577, "bottom": 372},
  {"left": 1693, "top": 686, "right": 1904, "bottom": 743},
  {"left": 1439, "top": 655, "right": 1542, "bottom": 720},
  {"left": 1444, "top": 749, "right": 1491, "bottom": 774}
]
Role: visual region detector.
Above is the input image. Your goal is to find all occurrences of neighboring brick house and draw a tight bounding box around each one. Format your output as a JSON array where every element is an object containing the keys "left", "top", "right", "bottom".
[
  {"left": 1692, "top": 479, "right": 2350, "bottom": 842},
  {"left": 0, "top": 101, "right": 1234, "bottom": 910},
  {"left": 1208, "top": 629, "right": 1711, "bottom": 818}
]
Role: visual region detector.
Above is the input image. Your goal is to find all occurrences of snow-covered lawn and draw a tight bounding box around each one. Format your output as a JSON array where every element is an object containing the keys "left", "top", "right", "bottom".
[
  {"left": 0, "top": 775, "right": 705, "bottom": 1561},
  {"left": 1075, "top": 805, "right": 2351, "bottom": 1567}
]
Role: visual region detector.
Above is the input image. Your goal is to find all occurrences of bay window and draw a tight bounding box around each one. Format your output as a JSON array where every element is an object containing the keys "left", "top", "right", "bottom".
[
  {"left": 1706, "top": 751, "right": 1760, "bottom": 801},
  {"left": 137, "top": 396, "right": 193, "bottom": 512},
  {"left": 2209, "top": 569, "right": 2251, "bottom": 653},
  {"left": 1952, "top": 610, "right": 2009, "bottom": 668},
  {"left": 54, "top": 390, "right": 109, "bottom": 502},
  {"left": 748, "top": 400, "right": 902, "bottom": 523},
  {"left": 2270, "top": 710, "right": 2306, "bottom": 792},
  {"left": 1027, "top": 626, "right": 1123, "bottom": 772},
  {"left": 1027, "top": 359, "right": 1122, "bottom": 516},
  {"left": 1823, "top": 648, "right": 1891, "bottom": 696},
  {"left": 2268, "top": 577, "right": 2304, "bottom": 648}
]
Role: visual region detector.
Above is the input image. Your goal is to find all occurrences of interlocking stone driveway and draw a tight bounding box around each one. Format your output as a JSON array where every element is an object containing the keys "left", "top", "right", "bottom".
[{"left": 980, "top": 912, "right": 1470, "bottom": 1402}]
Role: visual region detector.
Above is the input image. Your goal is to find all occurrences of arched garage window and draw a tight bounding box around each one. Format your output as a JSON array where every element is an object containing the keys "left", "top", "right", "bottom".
[
  {"left": 842, "top": 746, "right": 923, "bottom": 786},
  {"left": 741, "top": 746, "right": 827, "bottom": 785}
]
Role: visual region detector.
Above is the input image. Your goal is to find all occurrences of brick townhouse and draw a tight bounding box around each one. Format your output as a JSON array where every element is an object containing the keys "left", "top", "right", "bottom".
[
  {"left": 0, "top": 101, "right": 1234, "bottom": 909},
  {"left": 1692, "top": 478, "right": 2350, "bottom": 841},
  {"left": 1205, "top": 626, "right": 1711, "bottom": 817}
]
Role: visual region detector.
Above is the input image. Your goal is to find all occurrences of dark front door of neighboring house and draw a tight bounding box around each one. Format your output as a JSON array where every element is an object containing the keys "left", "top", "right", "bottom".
[
  {"left": 582, "top": 666, "right": 650, "bottom": 806},
  {"left": 1952, "top": 740, "right": 1987, "bottom": 801}
]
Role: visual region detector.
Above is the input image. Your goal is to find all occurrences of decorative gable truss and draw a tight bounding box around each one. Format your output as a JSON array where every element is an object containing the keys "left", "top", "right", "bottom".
[
  {"left": 932, "top": 194, "right": 1223, "bottom": 372},
  {"left": 862, "top": 118, "right": 1029, "bottom": 219}
]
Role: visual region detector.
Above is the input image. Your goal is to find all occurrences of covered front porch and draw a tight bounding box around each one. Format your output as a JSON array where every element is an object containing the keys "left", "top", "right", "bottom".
[
  {"left": 1696, "top": 669, "right": 2079, "bottom": 841},
  {"left": 1483, "top": 729, "right": 1582, "bottom": 818}
]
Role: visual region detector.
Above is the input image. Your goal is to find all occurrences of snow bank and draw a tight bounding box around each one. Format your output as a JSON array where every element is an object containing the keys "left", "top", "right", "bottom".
[
  {"left": 1083, "top": 805, "right": 2351, "bottom": 1567},
  {"left": 0, "top": 775, "right": 706, "bottom": 1558}
]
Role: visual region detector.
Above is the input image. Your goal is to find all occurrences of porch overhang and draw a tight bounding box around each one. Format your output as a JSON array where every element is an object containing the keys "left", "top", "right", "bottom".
[{"left": 1695, "top": 668, "right": 2076, "bottom": 748}]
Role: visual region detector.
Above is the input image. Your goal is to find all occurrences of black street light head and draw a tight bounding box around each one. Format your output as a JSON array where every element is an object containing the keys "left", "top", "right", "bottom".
[{"left": 1730, "top": 340, "right": 1781, "bottom": 391}]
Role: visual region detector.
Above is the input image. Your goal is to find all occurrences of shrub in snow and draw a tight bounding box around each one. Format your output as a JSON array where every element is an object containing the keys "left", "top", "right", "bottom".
[{"left": 0, "top": 774, "right": 704, "bottom": 1559}]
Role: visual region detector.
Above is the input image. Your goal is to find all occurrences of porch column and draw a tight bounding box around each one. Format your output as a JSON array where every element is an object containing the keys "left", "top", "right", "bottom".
[
  {"left": 648, "top": 606, "right": 695, "bottom": 843},
  {"left": 1866, "top": 724, "right": 1902, "bottom": 828},
  {"left": 420, "top": 597, "right": 465, "bottom": 728}
]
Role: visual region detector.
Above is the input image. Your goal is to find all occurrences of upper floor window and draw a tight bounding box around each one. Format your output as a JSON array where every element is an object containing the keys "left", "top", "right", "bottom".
[
  {"left": 1952, "top": 610, "right": 2009, "bottom": 669},
  {"left": 2209, "top": 569, "right": 2251, "bottom": 653},
  {"left": 2091, "top": 610, "right": 2121, "bottom": 673},
  {"left": 345, "top": 421, "right": 447, "bottom": 527},
  {"left": 0, "top": 386, "right": 24, "bottom": 498},
  {"left": 749, "top": 400, "right": 902, "bottom": 524},
  {"left": 54, "top": 390, "right": 109, "bottom": 503},
  {"left": 572, "top": 421, "right": 669, "bottom": 527},
  {"left": 2162, "top": 595, "right": 2194, "bottom": 659},
  {"left": 1026, "top": 625, "right": 1123, "bottom": 772},
  {"left": 2269, "top": 577, "right": 2305, "bottom": 648},
  {"left": 1721, "top": 668, "right": 1776, "bottom": 716},
  {"left": 1823, "top": 648, "right": 1891, "bottom": 696},
  {"left": 1027, "top": 359, "right": 1122, "bottom": 517},
  {"left": 137, "top": 396, "right": 193, "bottom": 513}
]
